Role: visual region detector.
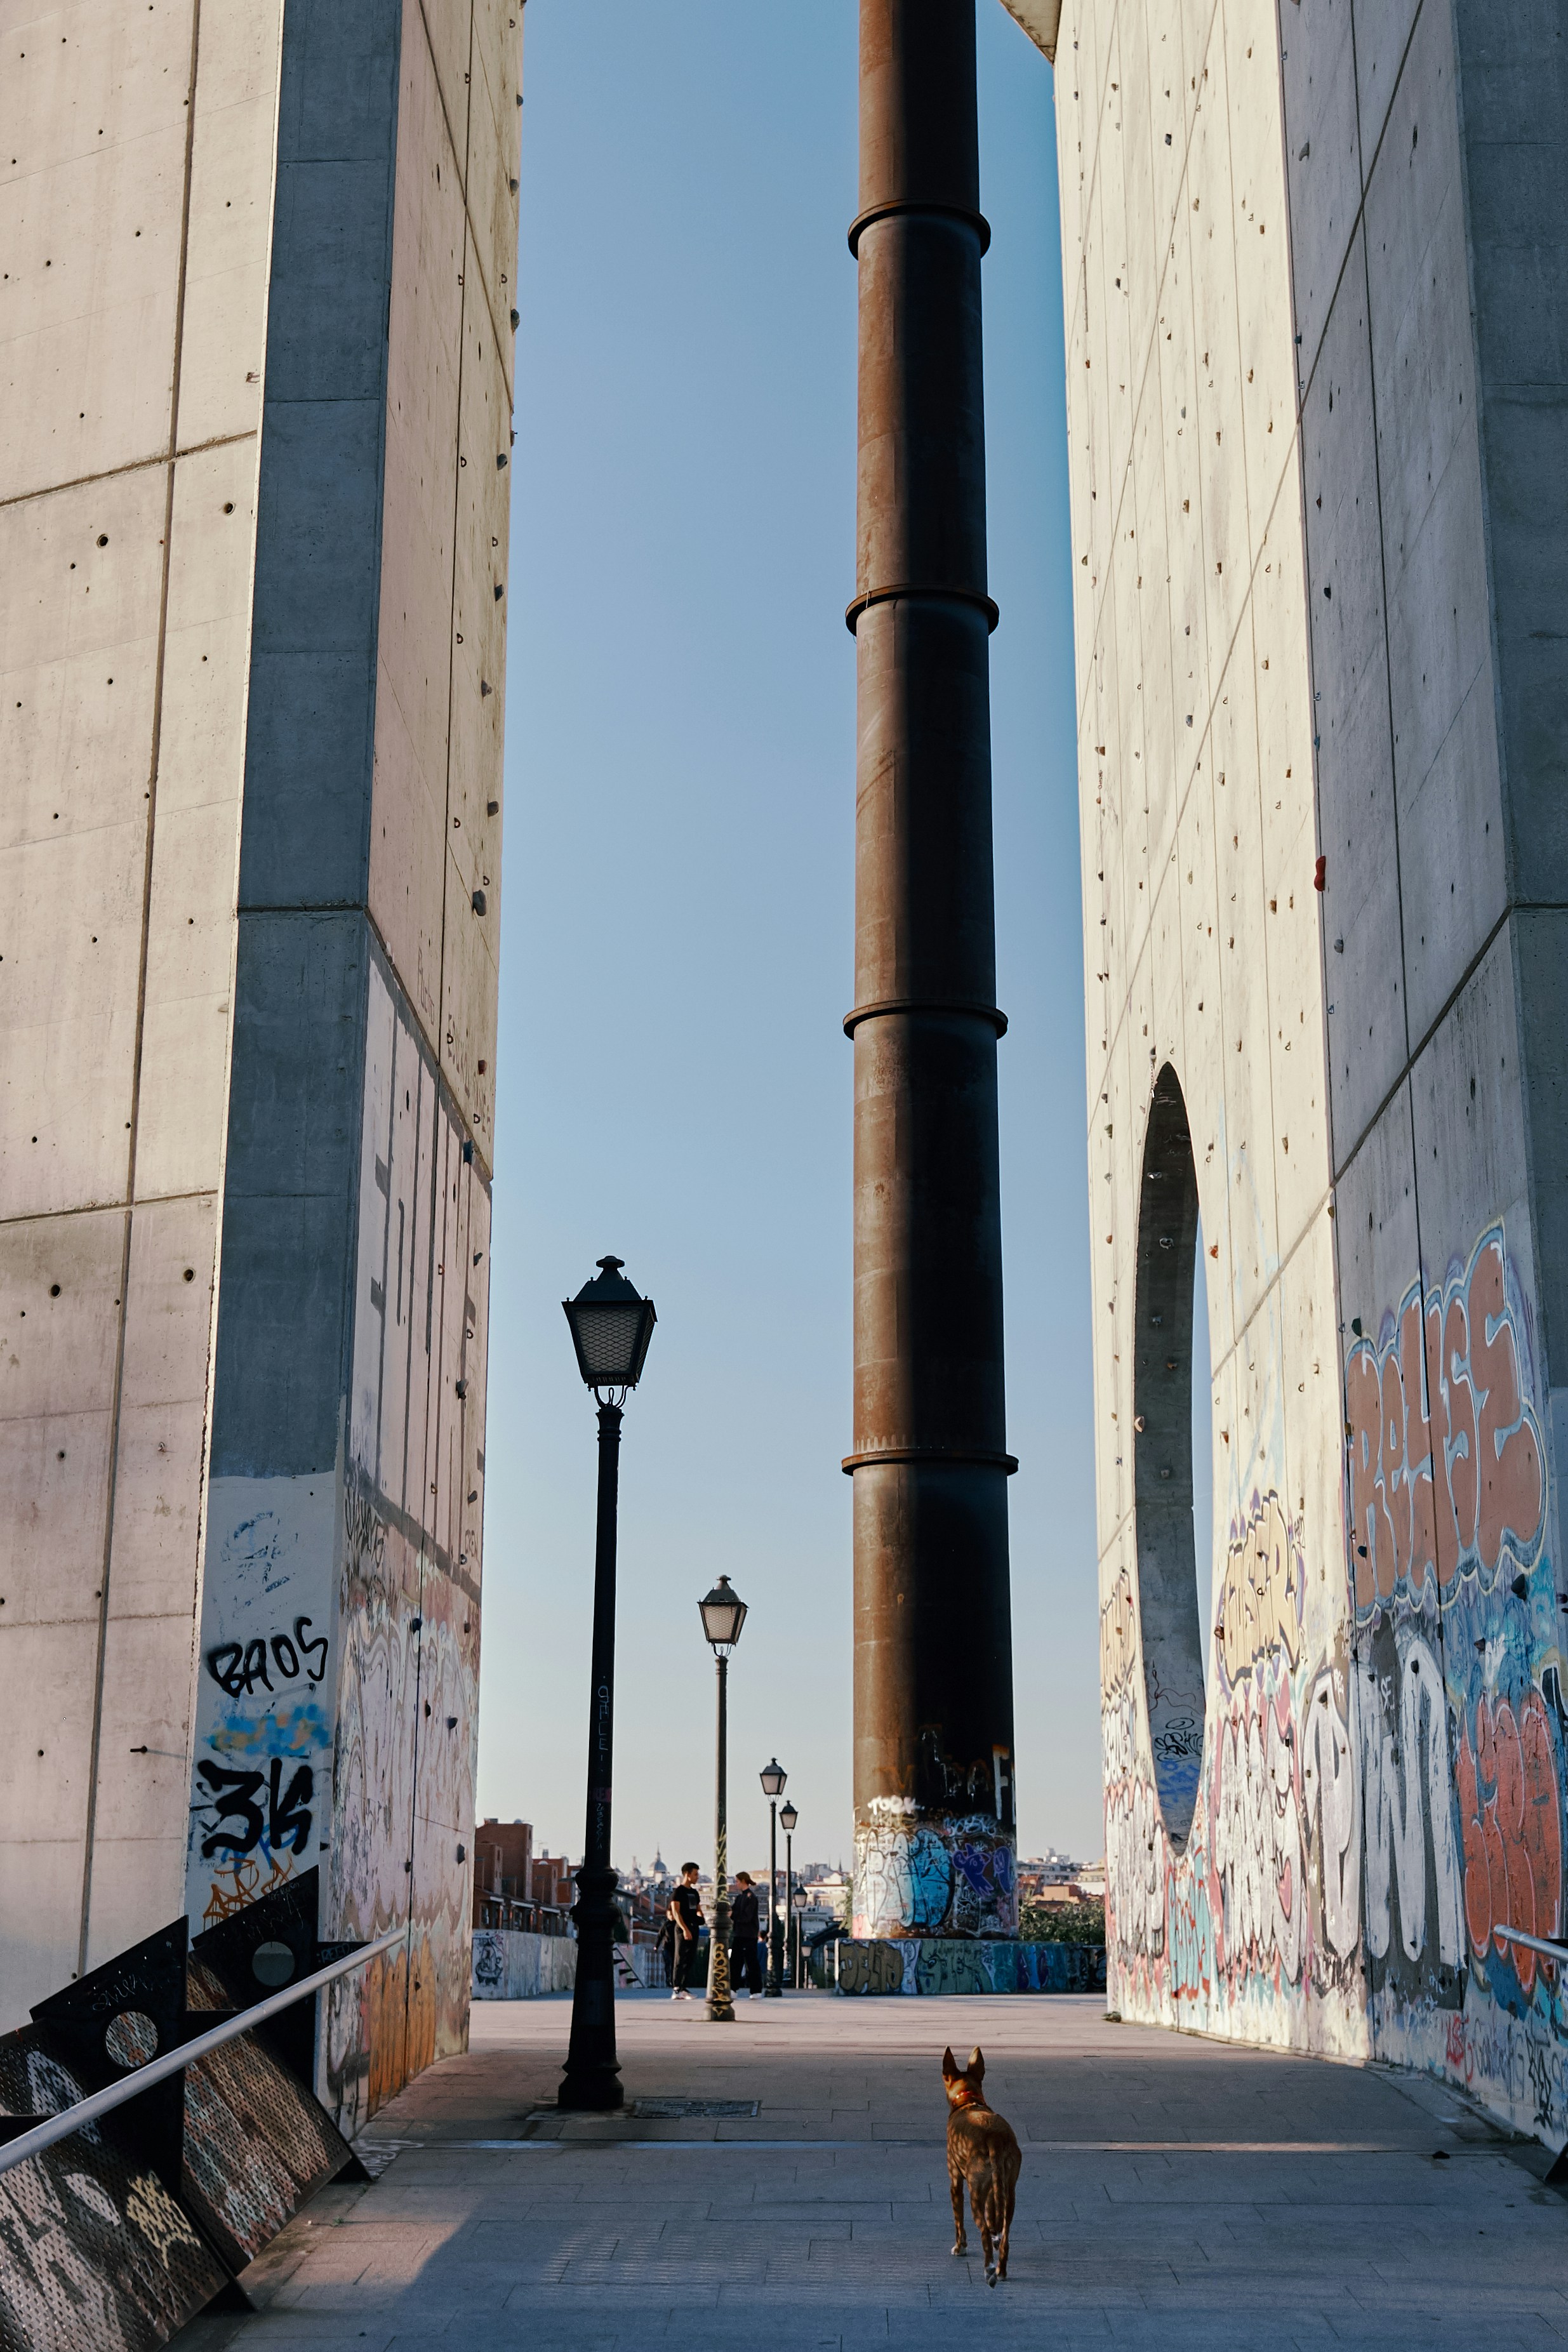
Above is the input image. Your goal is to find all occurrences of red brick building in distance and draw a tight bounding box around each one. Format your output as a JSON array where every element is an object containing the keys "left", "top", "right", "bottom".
[{"left": 473, "top": 1819, "right": 533, "bottom": 1929}]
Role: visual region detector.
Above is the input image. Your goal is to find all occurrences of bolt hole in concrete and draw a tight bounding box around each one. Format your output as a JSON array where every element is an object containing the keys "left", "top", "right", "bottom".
[
  {"left": 1134, "top": 1065, "right": 1209, "bottom": 1850},
  {"left": 103, "top": 2009, "right": 158, "bottom": 2067}
]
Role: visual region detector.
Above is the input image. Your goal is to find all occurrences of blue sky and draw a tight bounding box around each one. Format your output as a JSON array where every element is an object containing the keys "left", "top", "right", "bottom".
[{"left": 477, "top": 1, "right": 1101, "bottom": 1877}]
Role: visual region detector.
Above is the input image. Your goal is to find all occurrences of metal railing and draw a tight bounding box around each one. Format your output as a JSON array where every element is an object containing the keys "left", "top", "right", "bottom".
[
  {"left": 0, "top": 1923, "right": 406, "bottom": 2181},
  {"left": 1493, "top": 1923, "right": 1567, "bottom": 1965}
]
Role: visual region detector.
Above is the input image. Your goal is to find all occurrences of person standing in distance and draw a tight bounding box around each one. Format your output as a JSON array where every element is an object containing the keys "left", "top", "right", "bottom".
[
  {"left": 667, "top": 1862, "right": 703, "bottom": 2000},
  {"left": 729, "top": 1873, "right": 762, "bottom": 1997}
]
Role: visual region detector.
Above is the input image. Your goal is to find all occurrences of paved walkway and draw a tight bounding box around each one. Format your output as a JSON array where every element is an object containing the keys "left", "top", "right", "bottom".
[{"left": 180, "top": 1990, "right": 1568, "bottom": 2350}]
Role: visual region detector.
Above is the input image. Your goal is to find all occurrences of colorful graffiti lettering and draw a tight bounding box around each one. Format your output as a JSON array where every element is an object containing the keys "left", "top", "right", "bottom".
[
  {"left": 1105, "top": 1207, "right": 1568, "bottom": 2149},
  {"left": 1301, "top": 1668, "right": 1360, "bottom": 1963},
  {"left": 1105, "top": 1391, "right": 1367, "bottom": 2041},
  {"left": 1211, "top": 1680, "right": 1305, "bottom": 1986},
  {"left": 1355, "top": 1627, "right": 1465, "bottom": 1970},
  {"left": 1346, "top": 1227, "right": 1546, "bottom": 1618},
  {"left": 853, "top": 1816, "right": 1018, "bottom": 1939},
  {"left": 1103, "top": 1698, "right": 1167, "bottom": 1964},
  {"left": 1456, "top": 1690, "right": 1562, "bottom": 1993},
  {"left": 830, "top": 1940, "right": 1105, "bottom": 1995}
]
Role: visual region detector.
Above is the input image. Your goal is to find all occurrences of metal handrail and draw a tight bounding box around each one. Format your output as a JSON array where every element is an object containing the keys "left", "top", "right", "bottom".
[
  {"left": 1492, "top": 1922, "right": 1568, "bottom": 1963},
  {"left": 0, "top": 1922, "right": 406, "bottom": 2180}
]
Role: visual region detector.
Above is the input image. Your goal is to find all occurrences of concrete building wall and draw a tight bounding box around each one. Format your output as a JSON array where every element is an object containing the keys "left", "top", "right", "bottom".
[
  {"left": 1049, "top": 0, "right": 1568, "bottom": 2142},
  {"left": 1054, "top": 0, "right": 1358, "bottom": 2058},
  {"left": 1, "top": 0, "right": 519, "bottom": 2130},
  {"left": 187, "top": 0, "right": 518, "bottom": 2132},
  {"left": 1287, "top": 0, "right": 1568, "bottom": 2135},
  {"left": 0, "top": 0, "right": 286, "bottom": 2016}
]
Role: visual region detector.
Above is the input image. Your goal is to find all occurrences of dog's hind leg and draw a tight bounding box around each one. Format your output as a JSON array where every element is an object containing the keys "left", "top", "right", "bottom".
[
  {"left": 948, "top": 2162, "right": 967, "bottom": 2257},
  {"left": 997, "top": 2176, "right": 1016, "bottom": 2282},
  {"left": 974, "top": 2177, "right": 996, "bottom": 2286}
]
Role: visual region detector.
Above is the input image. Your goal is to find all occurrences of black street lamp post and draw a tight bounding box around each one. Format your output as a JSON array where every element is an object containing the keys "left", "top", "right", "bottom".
[
  {"left": 700, "top": 1578, "right": 748, "bottom": 2023},
  {"left": 780, "top": 1800, "right": 798, "bottom": 1991},
  {"left": 557, "top": 1258, "right": 657, "bottom": 2113},
  {"left": 760, "top": 1759, "right": 787, "bottom": 1997},
  {"left": 792, "top": 1884, "right": 808, "bottom": 1989}
]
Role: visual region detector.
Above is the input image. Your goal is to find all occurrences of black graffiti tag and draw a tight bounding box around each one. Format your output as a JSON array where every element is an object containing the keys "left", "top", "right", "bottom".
[
  {"left": 197, "top": 1758, "right": 314, "bottom": 1859},
  {"left": 206, "top": 1616, "right": 328, "bottom": 1698}
]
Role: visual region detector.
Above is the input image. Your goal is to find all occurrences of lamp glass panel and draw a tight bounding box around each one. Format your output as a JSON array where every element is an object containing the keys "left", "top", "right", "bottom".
[
  {"left": 569, "top": 1301, "right": 645, "bottom": 1385},
  {"left": 699, "top": 1583, "right": 747, "bottom": 1648}
]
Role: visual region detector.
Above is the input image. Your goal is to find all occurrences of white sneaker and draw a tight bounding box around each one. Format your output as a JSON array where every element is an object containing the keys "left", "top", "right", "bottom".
[{"left": 670, "top": 1990, "right": 682, "bottom": 2000}]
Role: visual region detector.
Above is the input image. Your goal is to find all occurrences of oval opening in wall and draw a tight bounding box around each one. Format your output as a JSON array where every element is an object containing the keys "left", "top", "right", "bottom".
[{"left": 1133, "top": 1063, "right": 1209, "bottom": 1852}]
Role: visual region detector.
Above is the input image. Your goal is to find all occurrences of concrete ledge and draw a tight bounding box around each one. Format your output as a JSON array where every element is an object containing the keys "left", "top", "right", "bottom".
[{"left": 821, "top": 1938, "right": 1106, "bottom": 1995}]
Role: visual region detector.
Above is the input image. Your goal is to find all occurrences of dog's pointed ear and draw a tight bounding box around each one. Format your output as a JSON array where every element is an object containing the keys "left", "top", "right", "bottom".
[
  {"left": 941, "top": 2045, "right": 959, "bottom": 2079},
  {"left": 969, "top": 2047, "right": 985, "bottom": 2078}
]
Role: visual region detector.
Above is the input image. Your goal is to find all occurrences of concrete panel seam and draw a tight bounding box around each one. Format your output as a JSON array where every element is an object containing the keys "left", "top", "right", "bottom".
[
  {"left": 0, "top": 430, "right": 259, "bottom": 519},
  {"left": 1071, "top": 223, "right": 1304, "bottom": 751},
  {"left": 0, "top": 1187, "right": 223, "bottom": 1235},
  {"left": 1291, "top": 0, "right": 1433, "bottom": 409},
  {"left": 1329, "top": 899, "right": 1511, "bottom": 1186},
  {"left": 1084, "top": 426, "right": 1317, "bottom": 1113},
  {"left": 1445, "top": 0, "right": 1515, "bottom": 910},
  {"left": 413, "top": 0, "right": 517, "bottom": 409},
  {"left": 364, "top": 884, "right": 491, "bottom": 1179}
]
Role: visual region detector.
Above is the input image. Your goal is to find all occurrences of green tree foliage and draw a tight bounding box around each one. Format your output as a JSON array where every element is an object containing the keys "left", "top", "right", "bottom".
[{"left": 1020, "top": 1897, "right": 1105, "bottom": 1946}]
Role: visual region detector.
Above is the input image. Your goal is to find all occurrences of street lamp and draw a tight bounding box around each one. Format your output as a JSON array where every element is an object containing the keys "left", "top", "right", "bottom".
[
  {"left": 792, "top": 1883, "right": 808, "bottom": 1990},
  {"left": 759, "top": 1760, "right": 787, "bottom": 1997},
  {"left": 700, "top": 1578, "right": 748, "bottom": 2023},
  {"left": 780, "top": 1800, "right": 799, "bottom": 1990},
  {"left": 557, "top": 1257, "right": 657, "bottom": 2113}
]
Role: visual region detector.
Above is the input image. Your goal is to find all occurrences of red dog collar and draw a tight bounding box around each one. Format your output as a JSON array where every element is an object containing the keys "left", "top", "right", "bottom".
[{"left": 948, "top": 2082, "right": 985, "bottom": 2111}]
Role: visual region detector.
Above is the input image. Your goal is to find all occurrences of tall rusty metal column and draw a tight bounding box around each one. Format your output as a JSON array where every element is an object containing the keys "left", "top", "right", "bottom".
[{"left": 844, "top": 0, "right": 1017, "bottom": 1942}]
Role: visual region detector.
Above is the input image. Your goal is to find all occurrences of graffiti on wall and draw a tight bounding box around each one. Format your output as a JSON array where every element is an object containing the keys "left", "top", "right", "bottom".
[
  {"left": 1103, "top": 1211, "right": 1568, "bottom": 2137},
  {"left": 188, "top": 1477, "right": 336, "bottom": 1932},
  {"left": 1345, "top": 1227, "right": 1546, "bottom": 1618},
  {"left": 1106, "top": 1480, "right": 1362, "bottom": 2034},
  {"left": 189, "top": 953, "right": 489, "bottom": 2134},
  {"left": 828, "top": 1939, "right": 1103, "bottom": 1995},
  {"left": 322, "top": 954, "right": 488, "bottom": 2135},
  {"left": 1343, "top": 1223, "right": 1567, "bottom": 2137},
  {"left": 853, "top": 1807, "right": 1018, "bottom": 1940}
]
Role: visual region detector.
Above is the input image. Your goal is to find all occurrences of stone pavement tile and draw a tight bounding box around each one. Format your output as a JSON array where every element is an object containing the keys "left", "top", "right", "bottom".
[
  {"left": 386, "top": 2339, "right": 625, "bottom": 2352},
  {"left": 1101, "top": 2319, "right": 1343, "bottom": 2349},
  {"left": 172, "top": 1996, "right": 1568, "bottom": 2352}
]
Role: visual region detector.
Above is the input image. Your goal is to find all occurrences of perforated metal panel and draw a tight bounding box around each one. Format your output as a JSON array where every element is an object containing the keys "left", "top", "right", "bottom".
[
  {"left": 0, "top": 2029, "right": 229, "bottom": 2352},
  {"left": 180, "top": 2035, "right": 352, "bottom": 2271}
]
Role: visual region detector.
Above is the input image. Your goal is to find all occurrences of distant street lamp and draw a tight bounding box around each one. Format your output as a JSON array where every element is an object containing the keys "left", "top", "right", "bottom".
[
  {"left": 780, "top": 1800, "right": 799, "bottom": 1990},
  {"left": 557, "top": 1257, "right": 657, "bottom": 2113},
  {"left": 700, "top": 1578, "right": 748, "bottom": 2023},
  {"left": 760, "top": 1759, "right": 787, "bottom": 1997},
  {"left": 792, "top": 1882, "right": 808, "bottom": 1990}
]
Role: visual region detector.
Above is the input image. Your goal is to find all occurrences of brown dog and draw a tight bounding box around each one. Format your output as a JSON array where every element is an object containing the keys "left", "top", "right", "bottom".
[{"left": 941, "top": 2045, "right": 1021, "bottom": 2286}]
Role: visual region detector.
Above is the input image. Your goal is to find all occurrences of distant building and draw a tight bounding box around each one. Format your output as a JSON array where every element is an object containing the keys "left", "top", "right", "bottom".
[
  {"left": 531, "top": 1851, "right": 578, "bottom": 1915},
  {"left": 1017, "top": 1850, "right": 1082, "bottom": 1901},
  {"left": 473, "top": 1819, "right": 533, "bottom": 1931}
]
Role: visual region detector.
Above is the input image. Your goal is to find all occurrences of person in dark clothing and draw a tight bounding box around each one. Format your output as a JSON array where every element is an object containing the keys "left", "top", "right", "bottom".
[
  {"left": 729, "top": 1872, "right": 762, "bottom": 1995},
  {"left": 667, "top": 1863, "right": 704, "bottom": 1999}
]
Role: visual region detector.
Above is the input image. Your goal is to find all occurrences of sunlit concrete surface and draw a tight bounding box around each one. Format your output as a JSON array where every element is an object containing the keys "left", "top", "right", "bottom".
[{"left": 177, "top": 1992, "right": 1568, "bottom": 2350}]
